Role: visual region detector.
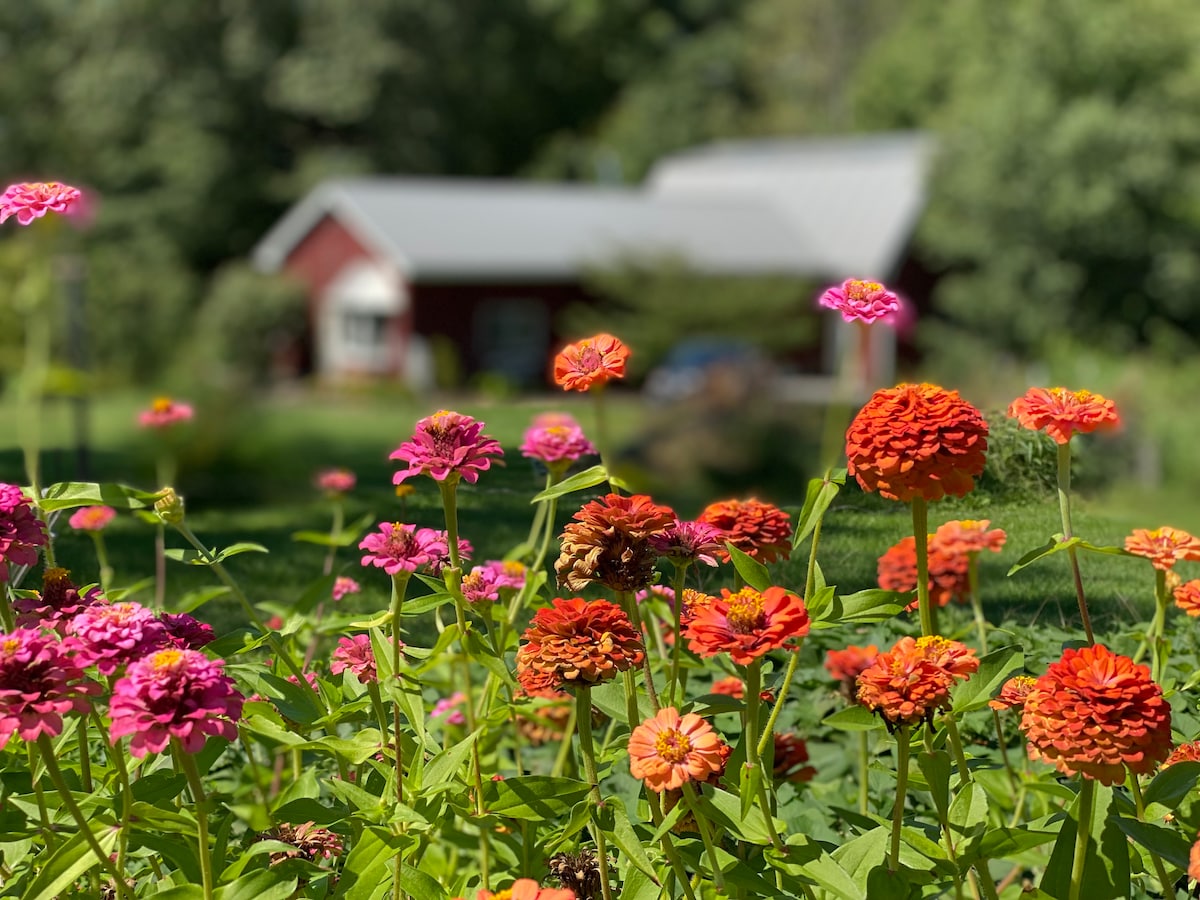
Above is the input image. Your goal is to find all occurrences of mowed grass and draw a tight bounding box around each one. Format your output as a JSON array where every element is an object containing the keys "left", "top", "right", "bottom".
[{"left": 0, "top": 386, "right": 1183, "bottom": 640}]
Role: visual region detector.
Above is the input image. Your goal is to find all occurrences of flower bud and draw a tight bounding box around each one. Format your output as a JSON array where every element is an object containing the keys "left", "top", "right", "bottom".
[{"left": 154, "top": 487, "right": 185, "bottom": 525}]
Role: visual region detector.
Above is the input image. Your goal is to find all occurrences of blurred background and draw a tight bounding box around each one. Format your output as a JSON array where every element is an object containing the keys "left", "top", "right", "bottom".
[{"left": 2, "top": 0, "right": 1199, "bottom": 526}]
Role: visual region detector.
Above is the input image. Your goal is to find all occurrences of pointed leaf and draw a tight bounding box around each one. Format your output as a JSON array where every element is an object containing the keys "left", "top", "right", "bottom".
[
  {"left": 823, "top": 705, "right": 884, "bottom": 732},
  {"left": 726, "top": 543, "right": 771, "bottom": 592},
  {"left": 531, "top": 465, "right": 610, "bottom": 503},
  {"left": 479, "top": 776, "right": 590, "bottom": 820},
  {"left": 37, "top": 481, "right": 160, "bottom": 511},
  {"left": 918, "top": 751, "right": 952, "bottom": 822},
  {"left": 793, "top": 468, "right": 846, "bottom": 548},
  {"left": 603, "top": 797, "right": 660, "bottom": 885},
  {"left": 21, "top": 820, "right": 119, "bottom": 900},
  {"left": 952, "top": 645, "right": 1023, "bottom": 714},
  {"left": 1112, "top": 817, "right": 1191, "bottom": 870},
  {"left": 1144, "top": 760, "right": 1200, "bottom": 809}
]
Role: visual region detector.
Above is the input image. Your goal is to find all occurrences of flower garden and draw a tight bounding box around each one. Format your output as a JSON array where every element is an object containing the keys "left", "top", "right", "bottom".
[{"left": 3, "top": 184, "right": 1200, "bottom": 900}]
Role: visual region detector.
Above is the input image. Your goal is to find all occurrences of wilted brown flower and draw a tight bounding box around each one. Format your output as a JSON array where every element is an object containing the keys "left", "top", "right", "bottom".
[
  {"left": 263, "top": 822, "right": 344, "bottom": 864},
  {"left": 548, "top": 851, "right": 601, "bottom": 900},
  {"left": 515, "top": 598, "right": 644, "bottom": 693},
  {"left": 555, "top": 493, "right": 675, "bottom": 592}
]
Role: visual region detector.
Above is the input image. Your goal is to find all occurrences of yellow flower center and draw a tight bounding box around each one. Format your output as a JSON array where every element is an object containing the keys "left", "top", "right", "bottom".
[
  {"left": 489, "top": 891, "right": 512, "bottom": 900},
  {"left": 654, "top": 728, "right": 693, "bottom": 763},
  {"left": 846, "top": 279, "right": 885, "bottom": 300},
  {"left": 151, "top": 649, "right": 185, "bottom": 671},
  {"left": 152, "top": 396, "right": 174, "bottom": 413},
  {"left": 1, "top": 639, "right": 18, "bottom": 655},
  {"left": 502, "top": 561, "right": 526, "bottom": 577},
  {"left": 725, "top": 588, "right": 766, "bottom": 634},
  {"left": 916, "top": 635, "right": 951, "bottom": 658}
]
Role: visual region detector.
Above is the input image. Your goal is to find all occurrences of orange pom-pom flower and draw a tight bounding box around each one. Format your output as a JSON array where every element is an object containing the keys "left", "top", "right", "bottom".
[
  {"left": 515, "top": 598, "right": 644, "bottom": 694},
  {"left": 856, "top": 635, "right": 978, "bottom": 730},
  {"left": 697, "top": 498, "right": 793, "bottom": 564}
]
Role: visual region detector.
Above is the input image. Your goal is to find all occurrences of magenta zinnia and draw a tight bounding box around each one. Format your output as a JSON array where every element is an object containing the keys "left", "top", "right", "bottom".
[
  {"left": 817, "top": 278, "right": 901, "bottom": 324},
  {"left": 520, "top": 414, "right": 597, "bottom": 468},
  {"left": 359, "top": 522, "right": 443, "bottom": 575},
  {"left": 109, "top": 648, "right": 245, "bottom": 757},
  {"left": 66, "top": 602, "right": 170, "bottom": 675},
  {"left": 14, "top": 567, "right": 103, "bottom": 631},
  {"left": 330, "top": 635, "right": 377, "bottom": 683},
  {"left": 390, "top": 410, "right": 504, "bottom": 485},
  {"left": 0, "top": 629, "right": 99, "bottom": 748},
  {"left": 0, "top": 181, "right": 82, "bottom": 226},
  {"left": 0, "top": 484, "right": 47, "bottom": 581}
]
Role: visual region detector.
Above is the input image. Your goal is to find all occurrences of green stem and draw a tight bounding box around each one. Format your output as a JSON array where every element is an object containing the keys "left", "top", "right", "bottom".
[
  {"left": 620, "top": 591, "right": 660, "bottom": 712},
  {"left": 576, "top": 686, "right": 615, "bottom": 900},
  {"left": 93, "top": 711, "right": 134, "bottom": 872},
  {"left": 323, "top": 499, "right": 344, "bottom": 576},
  {"left": 858, "top": 732, "right": 871, "bottom": 816},
  {"left": 967, "top": 554, "right": 988, "bottom": 654},
  {"left": 1057, "top": 442, "right": 1095, "bottom": 645},
  {"left": 91, "top": 532, "right": 113, "bottom": 594},
  {"left": 1143, "top": 569, "right": 1168, "bottom": 681},
  {"left": 175, "top": 741, "right": 215, "bottom": 900},
  {"left": 942, "top": 715, "right": 973, "bottom": 785},
  {"left": 389, "top": 572, "right": 410, "bottom": 808},
  {"left": 889, "top": 726, "right": 911, "bottom": 872},
  {"left": 27, "top": 743, "right": 55, "bottom": 848},
  {"left": 76, "top": 716, "right": 93, "bottom": 793},
  {"left": 590, "top": 384, "right": 618, "bottom": 493},
  {"left": 1068, "top": 780, "right": 1095, "bottom": 900},
  {"left": 744, "top": 661, "right": 784, "bottom": 851},
  {"left": 36, "top": 734, "right": 131, "bottom": 898},
  {"left": 551, "top": 703, "right": 578, "bottom": 778},
  {"left": 1129, "top": 773, "right": 1173, "bottom": 896},
  {"left": 645, "top": 791, "right": 698, "bottom": 900},
  {"left": 991, "top": 708, "right": 1019, "bottom": 797},
  {"left": 669, "top": 563, "right": 689, "bottom": 706},
  {"left": 911, "top": 498, "right": 936, "bottom": 636},
  {"left": 679, "top": 781, "right": 726, "bottom": 893}
]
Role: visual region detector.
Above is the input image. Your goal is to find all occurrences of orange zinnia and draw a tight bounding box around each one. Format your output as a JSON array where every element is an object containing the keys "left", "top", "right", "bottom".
[
  {"left": 856, "top": 635, "right": 978, "bottom": 730},
  {"left": 1125, "top": 526, "right": 1200, "bottom": 571},
  {"left": 628, "top": 706, "right": 729, "bottom": 792},
  {"left": 824, "top": 644, "right": 880, "bottom": 702},
  {"left": 1174, "top": 579, "right": 1200, "bottom": 616},
  {"left": 877, "top": 535, "right": 970, "bottom": 611},
  {"left": 932, "top": 519, "right": 1007, "bottom": 557},
  {"left": 553, "top": 333, "right": 630, "bottom": 392},
  {"left": 475, "top": 879, "right": 575, "bottom": 900},
  {"left": 1190, "top": 834, "right": 1200, "bottom": 883},
  {"left": 1007, "top": 387, "right": 1120, "bottom": 445},
  {"left": 1162, "top": 740, "right": 1200, "bottom": 769},
  {"left": 555, "top": 493, "right": 676, "bottom": 592},
  {"left": 697, "top": 497, "right": 793, "bottom": 564},
  {"left": 683, "top": 586, "right": 810, "bottom": 665},
  {"left": 515, "top": 598, "right": 644, "bottom": 694},
  {"left": 1019, "top": 644, "right": 1171, "bottom": 785},
  {"left": 710, "top": 676, "right": 745, "bottom": 699},
  {"left": 988, "top": 675, "right": 1036, "bottom": 712},
  {"left": 845, "top": 383, "right": 988, "bottom": 502}
]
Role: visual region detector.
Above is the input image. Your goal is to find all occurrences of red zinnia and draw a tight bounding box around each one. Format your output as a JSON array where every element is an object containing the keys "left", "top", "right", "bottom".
[
  {"left": 555, "top": 493, "right": 676, "bottom": 592},
  {"left": 856, "top": 635, "right": 978, "bottom": 730},
  {"left": 683, "top": 586, "right": 809, "bottom": 665},
  {"left": 1007, "top": 387, "right": 1120, "bottom": 445},
  {"left": 1125, "top": 527, "right": 1200, "bottom": 571},
  {"left": 772, "top": 732, "right": 816, "bottom": 783},
  {"left": 1019, "top": 644, "right": 1171, "bottom": 785},
  {"left": 553, "top": 333, "right": 630, "bottom": 392},
  {"left": 628, "top": 706, "right": 729, "bottom": 793},
  {"left": 877, "top": 535, "right": 970, "bottom": 611},
  {"left": 845, "top": 383, "right": 989, "bottom": 502},
  {"left": 1162, "top": 740, "right": 1200, "bottom": 769},
  {"left": 710, "top": 676, "right": 745, "bottom": 699},
  {"left": 697, "top": 498, "right": 793, "bottom": 564},
  {"left": 515, "top": 598, "right": 644, "bottom": 693},
  {"left": 988, "top": 675, "right": 1036, "bottom": 712}
]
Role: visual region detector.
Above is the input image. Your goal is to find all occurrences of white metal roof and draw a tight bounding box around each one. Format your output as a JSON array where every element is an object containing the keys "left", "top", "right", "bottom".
[{"left": 253, "top": 132, "right": 931, "bottom": 282}]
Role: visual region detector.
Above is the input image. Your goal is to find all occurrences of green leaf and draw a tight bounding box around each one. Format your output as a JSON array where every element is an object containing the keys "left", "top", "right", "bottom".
[
  {"left": 952, "top": 645, "right": 1023, "bottom": 714},
  {"left": 545, "top": 799, "right": 594, "bottom": 853},
  {"left": 1112, "top": 817, "right": 1191, "bottom": 870},
  {"left": 333, "top": 828, "right": 399, "bottom": 900},
  {"left": 726, "top": 543, "right": 771, "bottom": 591},
  {"left": 975, "top": 826, "right": 1056, "bottom": 860},
  {"left": 399, "top": 591, "right": 454, "bottom": 616},
  {"left": 865, "top": 865, "right": 912, "bottom": 900},
  {"left": 702, "top": 787, "right": 776, "bottom": 845},
  {"left": 478, "top": 776, "right": 591, "bottom": 820},
  {"left": 292, "top": 512, "right": 374, "bottom": 547},
  {"left": 172, "top": 586, "right": 231, "bottom": 614},
  {"left": 165, "top": 542, "right": 268, "bottom": 566},
  {"left": 216, "top": 542, "right": 269, "bottom": 560},
  {"left": 1007, "top": 536, "right": 1133, "bottom": 577},
  {"left": 793, "top": 468, "right": 846, "bottom": 548},
  {"left": 1144, "top": 760, "right": 1200, "bottom": 809},
  {"left": 37, "top": 481, "right": 160, "bottom": 511},
  {"left": 603, "top": 796, "right": 660, "bottom": 885},
  {"left": 767, "top": 839, "right": 861, "bottom": 900},
  {"left": 1041, "top": 783, "right": 1129, "bottom": 900},
  {"left": 810, "top": 588, "right": 906, "bottom": 629},
  {"left": 398, "top": 864, "right": 449, "bottom": 900},
  {"left": 531, "top": 465, "right": 610, "bottom": 502},
  {"left": 823, "top": 705, "right": 883, "bottom": 732},
  {"left": 152, "top": 888, "right": 208, "bottom": 900},
  {"left": 420, "top": 729, "right": 480, "bottom": 793},
  {"left": 217, "top": 869, "right": 299, "bottom": 900},
  {"left": 290, "top": 731, "right": 387, "bottom": 765},
  {"left": 463, "top": 629, "right": 513, "bottom": 685},
  {"left": 918, "top": 751, "right": 952, "bottom": 822},
  {"left": 21, "top": 820, "right": 119, "bottom": 900}
]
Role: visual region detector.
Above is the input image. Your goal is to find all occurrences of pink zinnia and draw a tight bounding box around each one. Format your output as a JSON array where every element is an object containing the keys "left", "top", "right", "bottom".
[
  {"left": 427, "top": 531, "right": 473, "bottom": 576},
  {"left": 817, "top": 279, "right": 901, "bottom": 325},
  {"left": 138, "top": 397, "right": 194, "bottom": 429},
  {"left": 0, "top": 181, "right": 82, "bottom": 226},
  {"left": 331, "top": 576, "right": 361, "bottom": 602},
  {"left": 66, "top": 602, "right": 170, "bottom": 675},
  {"left": 520, "top": 415, "right": 597, "bottom": 467},
  {"left": 480, "top": 559, "right": 527, "bottom": 591},
  {"left": 158, "top": 612, "right": 215, "bottom": 649},
  {"left": 0, "top": 628, "right": 100, "bottom": 747},
  {"left": 432, "top": 692, "right": 467, "bottom": 726},
  {"left": 0, "top": 484, "right": 47, "bottom": 581},
  {"left": 68, "top": 505, "right": 116, "bottom": 532},
  {"left": 390, "top": 410, "right": 504, "bottom": 486},
  {"left": 315, "top": 468, "right": 356, "bottom": 494},
  {"left": 460, "top": 560, "right": 524, "bottom": 603},
  {"left": 635, "top": 585, "right": 677, "bottom": 606},
  {"left": 650, "top": 520, "right": 725, "bottom": 568},
  {"left": 14, "top": 568, "right": 103, "bottom": 631},
  {"left": 359, "top": 522, "right": 443, "bottom": 576},
  {"left": 330, "top": 635, "right": 377, "bottom": 683},
  {"left": 109, "top": 648, "right": 244, "bottom": 757}
]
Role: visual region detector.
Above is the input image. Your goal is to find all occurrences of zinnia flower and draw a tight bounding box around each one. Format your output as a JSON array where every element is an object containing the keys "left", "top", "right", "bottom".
[
  {"left": 515, "top": 598, "right": 644, "bottom": 694},
  {"left": 475, "top": 879, "right": 576, "bottom": 900},
  {"left": 650, "top": 519, "right": 725, "bottom": 568},
  {"left": 330, "top": 635, "right": 377, "bottom": 683},
  {"left": 683, "top": 586, "right": 810, "bottom": 665},
  {"left": 628, "top": 706, "right": 729, "bottom": 793},
  {"left": 14, "top": 568, "right": 103, "bottom": 630},
  {"left": 1019, "top": 644, "right": 1171, "bottom": 785},
  {"left": 390, "top": 410, "right": 503, "bottom": 485},
  {"left": 1174, "top": 579, "right": 1200, "bottom": 616},
  {"left": 138, "top": 397, "right": 194, "bottom": 429},
  {"left": 845, "top": 383, "right": 989, "bottom": 502},
  {"left": 514, "top": 686, "right": 574, "bottom": 745},
  {"left": 68, "top": 505, "right": 116, "bottom": 532},
  {"left": 66, "top": 602, "right": 170, "bottom": 675},
  {"left": 315, "top": 468, "right": 355, "bottom": 494},
  {"left": 0, "top": 629, "right": 100, "bottom": 747},
  {"left": 710, "top": 676, "right": 745, "bottom": 699},
  {"left": 0, "top": 484, "right": 47, "bottom": 581},
  {"left": 553, "top": 333, "right": 630, "bottom": 392},
  {"left": 359, "top": 522, "right": 443, "bottom": 575},
  {"left": 824, "top": 644, "right": 880, "bottom": 701},
  {"left": 331, "top": 576, "right": 361, "bottom": 602},
  {"left": 431, "top": 691, "right": 468, "bottom": 725},
  {"left": 1190, "top": 834, "right": 1200, "bottom": 883},
  {"left": 0, "top": 181, "right": 82, "bottom": 225},
  {"left": 932, "top": 519, "right": 1007, "bottom": 557},
  {"left": 555, "top": 493, "right": 676, "bottom": 592},
  {"left": 988, "top": 675, "right": 1036, "bottom": 712},
  {"left": 772, "top": 733, "right": 817, "bottom": 782},
  {"left": 856, "top": 635, "right": 979, "bottom": 730},
  {"left": 697, "top": 498, "right": 793, "bottom": 564},
  {"left": 1125, "top": 527, "right": 1200, "bottom": 571},
  {"left": 460, "top": 563, "right": 518, "bottom": 604},
  {"left": 635, "top": 585, "right": 676, "bottom": 606},
  {"left": 1007, "top": 387, "right": 1120, "bottom": 445},
  {"left": 427, "top": 531, "right": 473, "bottom": 575},
  {"left": 817, "top": 278, "right": 901, "bottom": 324},
  {"left": 157, "top": 612, "right": 215, "bottom": 650},
  {"left": 109, "top": 648, "right": 244, "bottom": 757},
  {"left": 877, "top": 535, "right": 970, "bottom": 611},
  {"left": 1162, "top": 740, "right": 1200, "bottom": 769},
  {"left": 520, "top": 415, "right": 597, "bottom": 468}
]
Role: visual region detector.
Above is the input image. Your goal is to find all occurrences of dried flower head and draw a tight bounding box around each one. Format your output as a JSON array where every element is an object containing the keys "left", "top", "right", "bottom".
[
  {"left": 515, "top": 597, "right": 644, "bottom": 693},
  {"left": 315, "top": 468, "right": 356, "bottom": 494},
  {"left": 520, "top": 415, "right": 597, "bottom": 468},
  {"left": 1007, "top": 387, "right": 1120, "bottom": 445},
  {"left": 390, "top": 410, "right": 503, "bottom": 485},
  {"left": 772, "top": 732, "right": 817, "bottom": 783},
  {"left": 628, "top": 706, "right": 729, "bottom": 792},
  {"left": 330, "top": 635, "right": 377, "bottom": 683},
  {"left": 109, "top": 649, "right": 244, "bottom": 757},
  {"left": 547, "top": 850, "right": 601, "bottom": 900},
  {"left": 68, "top": 505, "right": 116, "bottom": 532},
  {"left": 359, "top": 522, "right": 443, "bottom": 576},
  {"left": 139, "top": 397, "right": 194, "bottom": 429},
  {"left": 650, "top": 519, "right": 725, "bottom": 568},
  {"left": 0, "top": 629, "right": 100, "bottom": 747},
  {"left": 817, "top": 278, "right": 901, "bottom": 324},
  {"left": 988, "top": 675, "right": 1037, "bottom": 712},
  {"left": 1174, "top": 579, "right": 1200, "bottom": 617},
  {"left": 553, "top": 333, "right": 630, "bottom": 392},
  {"left": 1125, "top": 527, "right": 1200, "bottom": 571},
  {"left": 0, "top": 484, "right": 47, "bottom": 581},
  {"left": 877, "top": 535, "right": 970, "bottom": 611},
  {"left": 697, "top": 498, "right": 793, "bottom": 564},
  {"left": 856, "top": 635, "right": 978, "bottom": 730},
  {"left": 1019, "top": 644, "right": 1171, "bottom": 785},
  {"left": 264, "top": 822, "right": 344, "bottom": 864},
  {"left": 555, "top": 493, "right": 676, "bottom": 592},
  {"left": 684, "top": 586, "right": 810, "bottom": 665},
  {"left": 0, "top": 181, "right": 82, "bottom": 225},
  {"left": 846, "top": 383, "right": 989, "bottom": 502}
]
